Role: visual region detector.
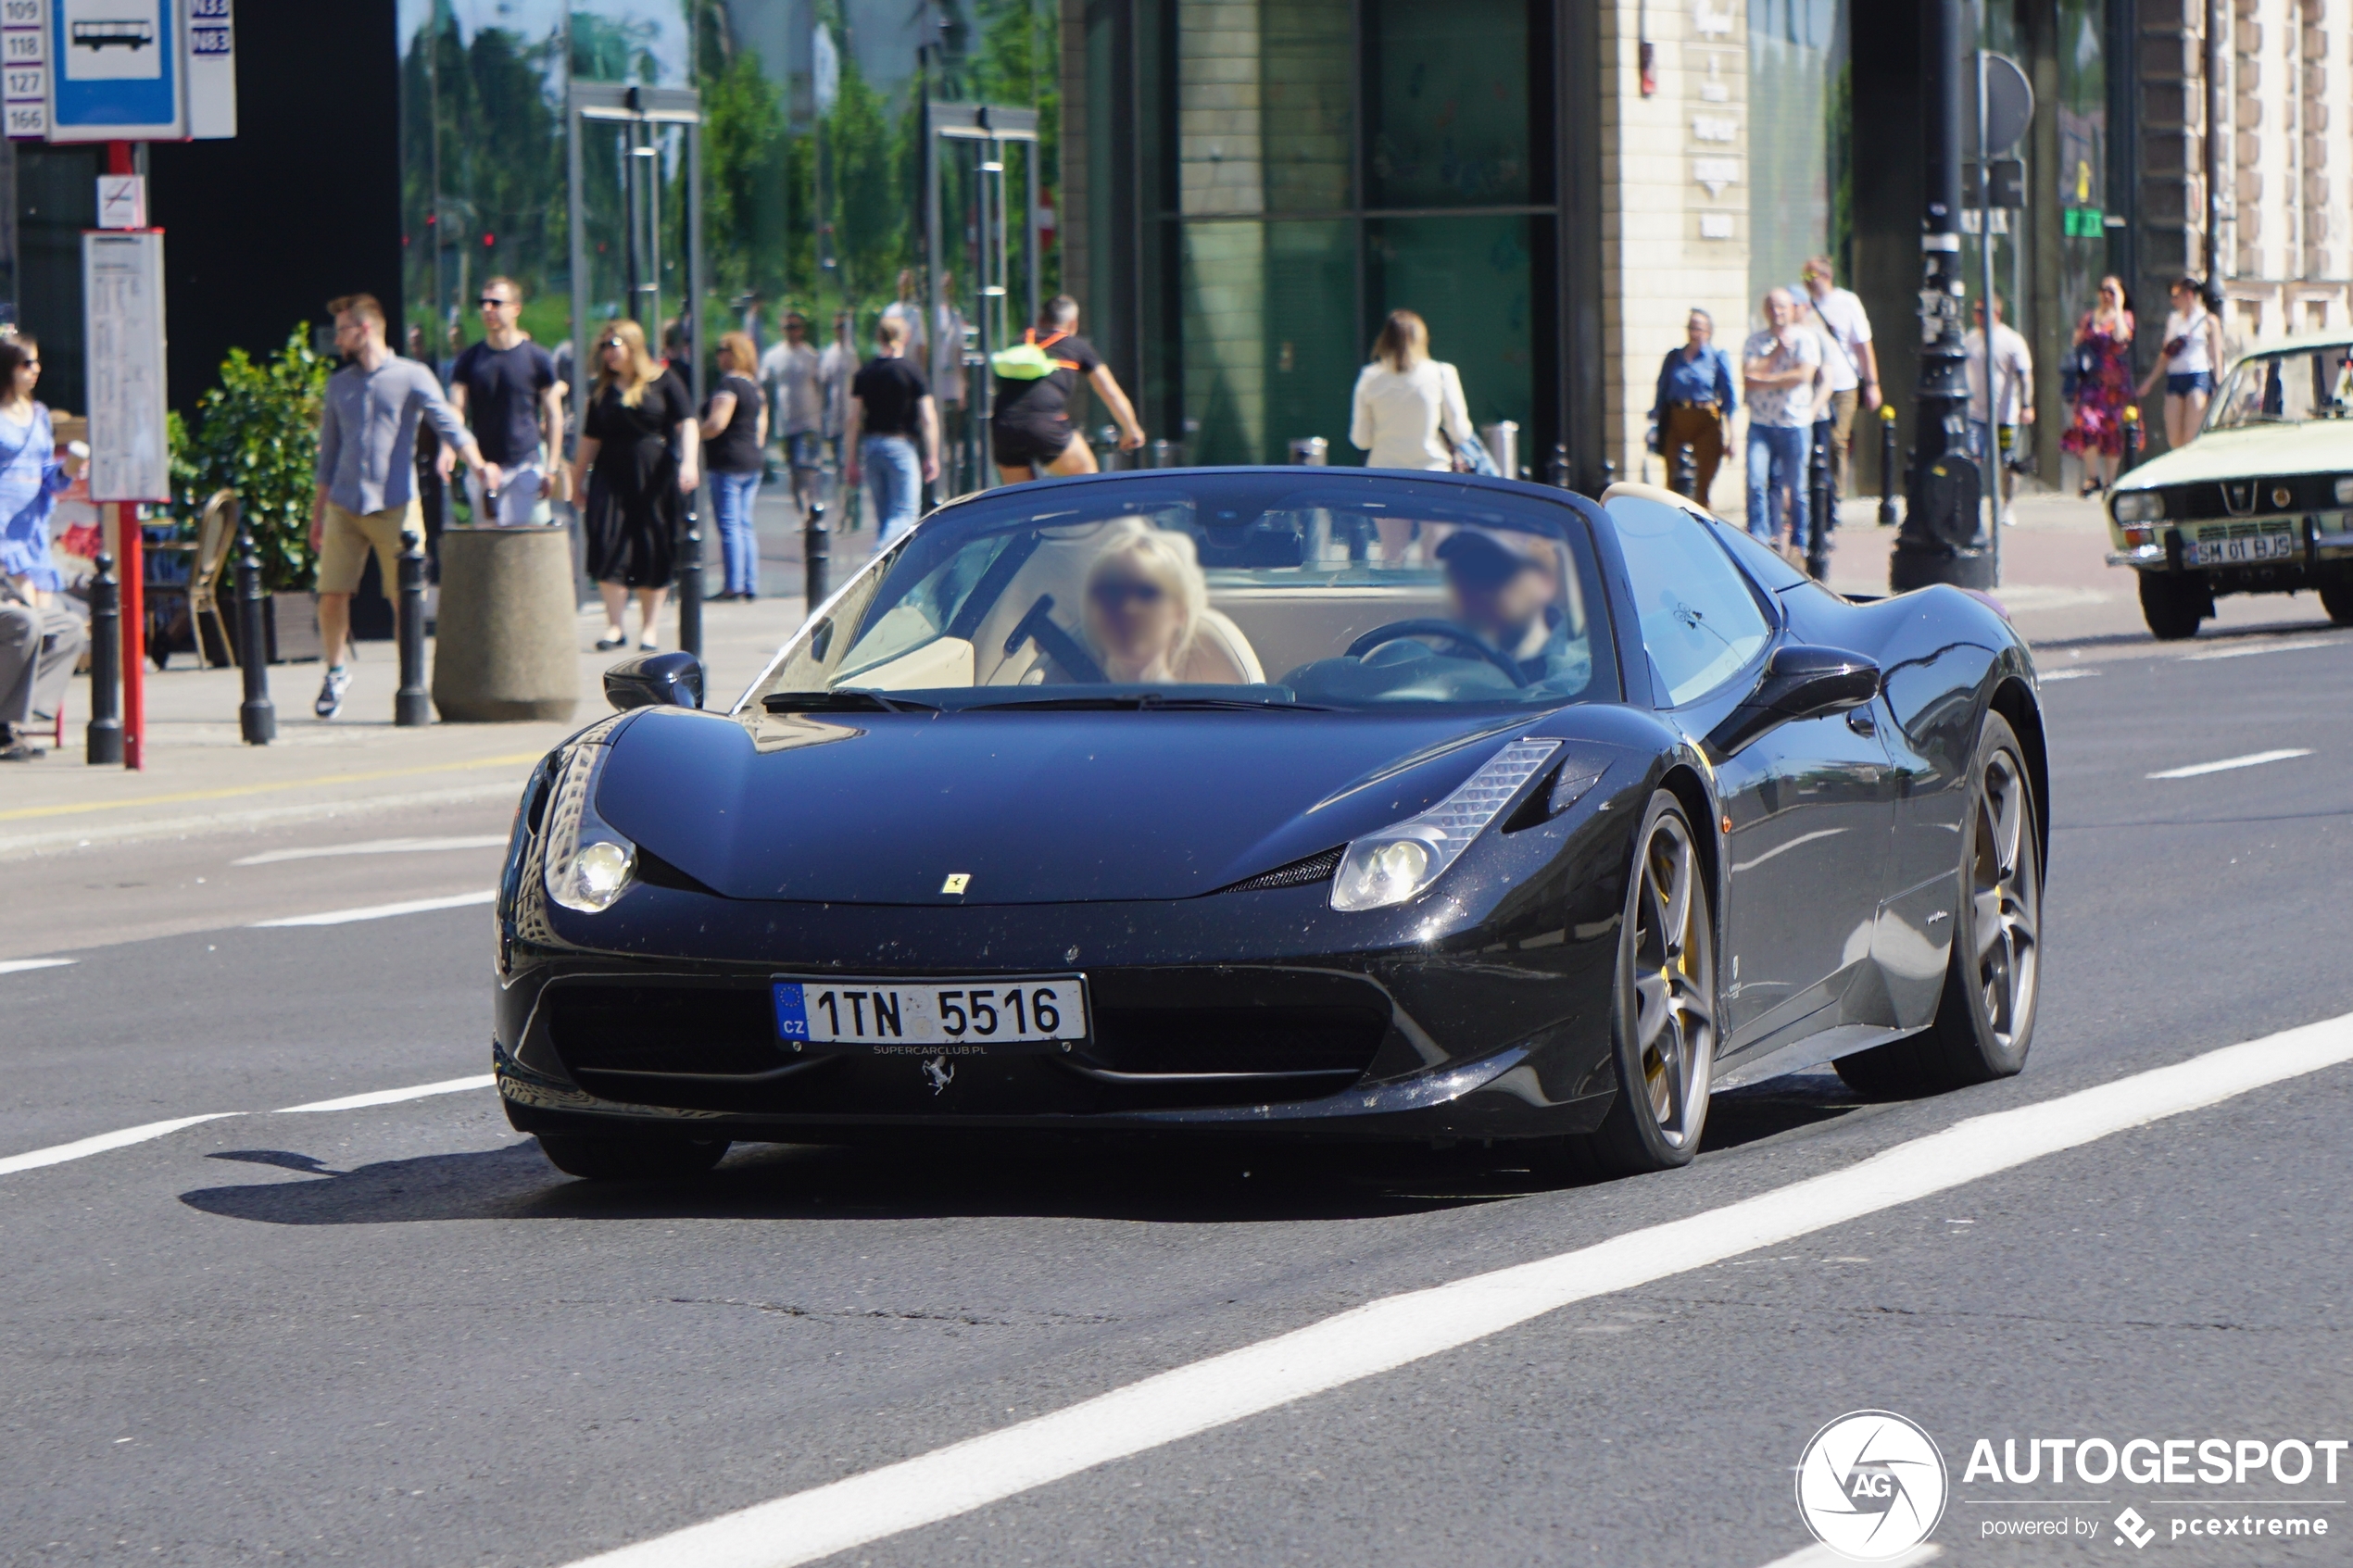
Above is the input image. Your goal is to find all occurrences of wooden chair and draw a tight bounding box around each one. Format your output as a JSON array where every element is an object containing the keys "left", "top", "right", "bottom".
[
  {"left": 188, "top": 490, "right": 238, "bottom": 669},
  {"left": 146, "top": 489, "right": 239, "bottom": 669}
]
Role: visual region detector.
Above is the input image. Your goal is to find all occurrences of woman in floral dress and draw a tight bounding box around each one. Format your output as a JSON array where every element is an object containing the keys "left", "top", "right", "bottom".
[{"left": 2061, "top": 276, "right": 2136, "bottom": 495}]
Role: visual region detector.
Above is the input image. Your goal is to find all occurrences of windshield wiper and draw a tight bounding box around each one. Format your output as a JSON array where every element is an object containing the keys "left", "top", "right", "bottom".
[
  {"left": 963, "top": 693, "right": 1328, "bottom": 713},
  {"left": 761, "top": 690, "right": 938, "bottom": 714}
]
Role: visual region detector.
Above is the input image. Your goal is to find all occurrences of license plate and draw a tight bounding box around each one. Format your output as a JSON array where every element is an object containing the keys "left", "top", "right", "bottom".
[
  {"left": 2186, "top": 530, "right": 2296, "bottom": 566},
  {"left": 772, "top": 974, "right": 1089, "bottom": 1053}
]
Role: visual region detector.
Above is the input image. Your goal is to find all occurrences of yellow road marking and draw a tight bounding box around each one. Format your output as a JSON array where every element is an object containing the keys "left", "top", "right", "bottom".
[{"left": 0, "top": 751, "right": 545, "bottom": 823}]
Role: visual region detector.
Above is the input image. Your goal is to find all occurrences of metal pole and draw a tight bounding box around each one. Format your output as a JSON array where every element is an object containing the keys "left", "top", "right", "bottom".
[
  {"left": 117, "top": 502, "right": 145, "bottom": 768},
  {"left": 395, "top": 526, "right": 431, "bottom": 725},
  {"left": 1892, "top": 0, "right": 1986, "bottom": 590},
  {"left": 686, "top": 119, "right": 706, "bottom": 408},
  {"left": 84, "top": 546, "right": 122, "bottom": 765},
  {"left": 677, "top": 500, "right": 704, "bottom": 658},
  {"left": 624, "top": 124, "right": 645, "bottom": 324},
  {"left": 2205, "top": 0, "right": 2223, "bottom": 283},
  {"left": 803, "top": 499, "right": 831, "bottom": 619},
  {"left": 1806, "top": 422, "right": 1834, "bottom": 581},
  {"left": 1025, "top": 138, "right": 1041, "bottom": 331},
  {"left": 1978, "top": 50, "right": 2003, "bottom": 582},
  {"left": 1877, "top": 405, "right": 1899, "bottom": 525},
  {"left": 233, "top": 510, "right": 275, "bottom": 745}
]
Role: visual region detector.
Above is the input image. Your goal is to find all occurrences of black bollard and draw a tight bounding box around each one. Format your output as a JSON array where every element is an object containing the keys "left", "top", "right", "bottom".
[
  {"left": 1878, "top": 405, "right": 1900, "bottom": 526},
  {"left": 1806, "top": 424, "right": 1835, "bottom": 581},
  {"left": 2121, "top": 404, "right": 2145, "bottom": 475},
  {"left": 85, "top": 550, "right": 123, "bottom": 765},
  {"left": 1548, "top": 443, "right": 1572, "bottom": 490},
  {"left": 803, "top": 500, "right": 831, "bottom": 617},
  {"left": 1592, "top": 459, "right": 1617, "bottom": 501},
  {"left": 677, "top": 503, "right": 705, "bottom": 659},
  {"left": 395, "top": 529, "right": 431, "bottom": 726},
  {"left": 1670, "top": 443, "right": 1698, "bottom": 499},
  {"left": 233, "top": 521, "right": 275, "bottom": 746}
]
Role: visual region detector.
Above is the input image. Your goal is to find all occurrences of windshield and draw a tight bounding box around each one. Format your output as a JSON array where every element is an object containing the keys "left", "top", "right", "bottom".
[
  {"left": 2208, "top": 344, "right": 2353, "bottom": 430},
  {"left": 745, "top": 473, "right": 1617, "bottom": 714}
]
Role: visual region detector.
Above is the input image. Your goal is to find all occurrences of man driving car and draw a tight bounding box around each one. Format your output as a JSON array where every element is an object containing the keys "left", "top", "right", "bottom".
[{"left": 1431, "top": 529, "right": 1587, "bottom": 695}]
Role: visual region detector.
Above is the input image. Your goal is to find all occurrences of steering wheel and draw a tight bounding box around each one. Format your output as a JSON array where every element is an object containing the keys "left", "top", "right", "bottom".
[{"left": 1345, "top": 619, "right": 1529, "bottom": 687}]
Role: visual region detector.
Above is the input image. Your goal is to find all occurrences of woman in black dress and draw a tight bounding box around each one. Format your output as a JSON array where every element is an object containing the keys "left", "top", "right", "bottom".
[{"left": 572, "top": 319, "right": 700, "bottom": 651}]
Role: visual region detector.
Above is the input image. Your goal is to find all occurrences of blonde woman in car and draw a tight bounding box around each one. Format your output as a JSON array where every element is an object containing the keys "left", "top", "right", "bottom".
[{"left": 1080, "top": 523, "right": 1207, "bottom": 684}]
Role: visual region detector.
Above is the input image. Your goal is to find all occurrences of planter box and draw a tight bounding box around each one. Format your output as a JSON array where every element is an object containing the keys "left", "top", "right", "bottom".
[{"left": 265, "top": 592, "right": 322, "bottom": 665}]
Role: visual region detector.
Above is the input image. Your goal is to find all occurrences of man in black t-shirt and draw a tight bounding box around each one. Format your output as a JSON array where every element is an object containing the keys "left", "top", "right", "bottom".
[
  {"left": 446, "top": 276, "right": 567, "bottom": 525},
  {"left": 844, "top": 316, "right": 939, "bottom": 551},
  {"left": 991, "top": 295, "right": 1146, "bottom": 484}
]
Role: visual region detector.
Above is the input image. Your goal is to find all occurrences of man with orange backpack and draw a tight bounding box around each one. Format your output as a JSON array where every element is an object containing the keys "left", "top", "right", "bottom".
[{"left": 989, "top": 296, "right": 1147, "bottom": 483}]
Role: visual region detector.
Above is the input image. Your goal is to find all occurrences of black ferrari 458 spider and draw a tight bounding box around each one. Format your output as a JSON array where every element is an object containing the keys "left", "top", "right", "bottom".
[{"left": 493, "top": 470, "right": 2046, "bottom": 1181}]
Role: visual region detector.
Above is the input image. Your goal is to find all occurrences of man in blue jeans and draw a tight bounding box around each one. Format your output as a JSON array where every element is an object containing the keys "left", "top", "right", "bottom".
[
  {"left": 844, "top": 316, "right": 940, "bottom": 554},
  {"left": 1741, "top": 287, "right": 1821, "bottom": 554}
]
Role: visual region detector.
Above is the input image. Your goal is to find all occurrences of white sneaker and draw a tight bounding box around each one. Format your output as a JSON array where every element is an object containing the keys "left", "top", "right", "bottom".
[{"left": 314, "top": 665, "right": 353, "bottom": 719}]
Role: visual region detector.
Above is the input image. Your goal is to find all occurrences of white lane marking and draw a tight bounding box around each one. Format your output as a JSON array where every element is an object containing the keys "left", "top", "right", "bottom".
[
  {"left": 274, "top": 1074, "right": 496, "bottom": 1114},
  {"left": 232, "top": 835, "right": 508, "bottom": 867},
  {"left": 2183, "top": 635, "right": 2348, "bottom": 662},
  {"left": 0, "top": 1114, "right": 244, "bottom": 1178},
  {"left": 2037, "top": 668, "right": 2100, "bottom": 682},
  {"left": 249, "top": 889, "right": 497, "bottom": 927},
  {"left": 0, "top": 958, "right": 76, "bottom": 976},
  {"left": 560, "top": 1011, "right": 2353, "bottom": 1568},
  {"left": 2146, "top": 748, "right": 2312, "bottom": 780},
  {"left": 1758, "top": 1546, "right": 1942, "bottom": 1568}
]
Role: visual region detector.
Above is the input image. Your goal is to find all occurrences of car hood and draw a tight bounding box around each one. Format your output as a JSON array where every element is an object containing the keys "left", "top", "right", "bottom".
[
  {"left": 592, "top": 704, "right": 1561, "bottom": 905},
  {"left": 2116, "top": 420, "right": 2353, "bottom": 490}
]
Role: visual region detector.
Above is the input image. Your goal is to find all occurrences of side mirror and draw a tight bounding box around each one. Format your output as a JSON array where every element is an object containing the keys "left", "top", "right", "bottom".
[
  {"left": 1755, "top": 642, "right": 1880, "bottom": 719},
  {"left": 604, "top": 650, "right": 706, "bottom": 712},
  {"left": 1705, "top": 643, "right": 1879, "bottom": 756}
]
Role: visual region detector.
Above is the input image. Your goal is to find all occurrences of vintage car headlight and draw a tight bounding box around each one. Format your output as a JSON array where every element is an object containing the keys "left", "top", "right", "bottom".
[
  {"left": 2112, "top": 490, "right": 2165, "bottom": 523},
  {"left": 1331, "top": 738, "right": 1560, "bottom": 912},
  {"left": 2334, "top": 476, "right": 2353, "bottom": 505},
  {"left": 542, "top": 741, "right": 637, "bottom": 913}
]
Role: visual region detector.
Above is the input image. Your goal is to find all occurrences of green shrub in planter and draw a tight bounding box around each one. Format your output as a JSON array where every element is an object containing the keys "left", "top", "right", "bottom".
[{"left": 179, "top": 327, "right": 329, "bottom": 596}]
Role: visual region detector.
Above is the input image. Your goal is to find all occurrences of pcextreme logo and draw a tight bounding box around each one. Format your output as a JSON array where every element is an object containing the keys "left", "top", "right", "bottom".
[{"left": 1794, "top": 1410, "right": 1950, "bottom": 1562}]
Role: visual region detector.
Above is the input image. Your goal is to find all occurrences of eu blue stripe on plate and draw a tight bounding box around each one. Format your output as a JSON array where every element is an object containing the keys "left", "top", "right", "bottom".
[{"left": 773, "top": 982, "right": 810, "bottom": 1040}]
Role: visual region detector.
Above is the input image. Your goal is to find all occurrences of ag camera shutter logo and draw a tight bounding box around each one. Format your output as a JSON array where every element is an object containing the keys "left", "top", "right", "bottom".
[{"left": 1794, "top": 1410, "right": 1949, "bottom": 1561}]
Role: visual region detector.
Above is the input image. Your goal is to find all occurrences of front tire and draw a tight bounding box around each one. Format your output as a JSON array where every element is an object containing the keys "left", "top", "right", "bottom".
[
  {"left": 1577, "top": 790, "right": 1718, "bottom": 1176},
  {"left": 2319, "top": 580, "right": 2353, "bottom": 627},
  {"left": 536, "top": 1133, "right": 731, "bottom": 1182},
  {"left": 2138, "top": 571, "right": 2207, "bottom": 640},
  {"left": 1837, "top": 713, "right": 2041, "bottom": 1098}
]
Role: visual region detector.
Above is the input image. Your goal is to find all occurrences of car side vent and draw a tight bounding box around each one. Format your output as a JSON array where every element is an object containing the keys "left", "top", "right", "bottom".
[{"left": 1220, "top": 847, "right": 1344, "bottom": 893}]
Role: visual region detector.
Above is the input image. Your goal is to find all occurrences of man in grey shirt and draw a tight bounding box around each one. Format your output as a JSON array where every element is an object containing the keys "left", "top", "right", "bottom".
[{"left": 309, "top": 292, "right": 484, "bottom": 719}]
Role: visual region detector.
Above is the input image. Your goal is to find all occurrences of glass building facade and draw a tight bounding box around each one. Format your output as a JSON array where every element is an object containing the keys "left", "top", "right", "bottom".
[{"left": 1075, "top": 0, "right": 1558, "bottom": 469}]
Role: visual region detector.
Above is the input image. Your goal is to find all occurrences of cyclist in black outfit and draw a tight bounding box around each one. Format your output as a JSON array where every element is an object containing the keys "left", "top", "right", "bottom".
[{"left": 991, "top": 295, "right": 1147, "bottom": 484}]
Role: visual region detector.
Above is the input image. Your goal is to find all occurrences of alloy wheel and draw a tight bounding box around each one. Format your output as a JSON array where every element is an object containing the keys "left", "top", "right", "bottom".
[
  {"left": 1969, "top": 746, "right": 2039, "bottom": 1051},
  {"left": 1630, "top": 809, "right": 1716, "bottom": 1148}
]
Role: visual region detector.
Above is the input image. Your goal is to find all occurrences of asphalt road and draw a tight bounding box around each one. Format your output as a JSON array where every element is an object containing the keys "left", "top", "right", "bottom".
[{"left": 5, "top": 619, "right": 2352, "bottom": 1567}]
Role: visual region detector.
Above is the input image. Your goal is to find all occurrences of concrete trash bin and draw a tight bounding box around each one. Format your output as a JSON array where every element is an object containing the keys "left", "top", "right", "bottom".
[{"left": 431, "top": 525, "right": 580, "bottom": 722}]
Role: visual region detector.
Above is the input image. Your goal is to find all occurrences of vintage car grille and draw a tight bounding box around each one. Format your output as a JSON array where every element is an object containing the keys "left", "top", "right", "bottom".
[{"left": 2158, "top": 475, "right": 2341, "bottom": 521}]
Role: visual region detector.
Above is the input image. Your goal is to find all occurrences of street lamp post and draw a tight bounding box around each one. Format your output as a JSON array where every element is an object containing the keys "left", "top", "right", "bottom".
[{"left": 1891, "top": 0, "right": 1992, "bottom": 591}]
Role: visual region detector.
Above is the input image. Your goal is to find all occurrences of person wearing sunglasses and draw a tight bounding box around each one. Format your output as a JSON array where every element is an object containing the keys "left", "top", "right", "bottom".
[
  {"left": 445, "top": 277, "right": 565, "bottom": 526},
  {"left": 1077, "top": 522, "right": 1206, "bottom": 684}
]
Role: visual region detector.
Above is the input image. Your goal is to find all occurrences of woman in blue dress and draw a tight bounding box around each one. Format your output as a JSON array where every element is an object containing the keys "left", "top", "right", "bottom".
[{"left": 0, "top": 333, "right": 85, "bottom": 606}]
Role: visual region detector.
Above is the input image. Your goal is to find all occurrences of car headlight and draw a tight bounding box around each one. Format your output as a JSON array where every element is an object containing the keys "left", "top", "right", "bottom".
[
  {"left": 2334, "top": 476, "right": 2353, "bottom": 505},
  {"left": 1331, "top": 738, "right": 1560, "bottom": 912},
  {"left": 542, "top": 740, "right": 637, "bottom": 912},
  {"left": 2113, "top": 490, "right": 2164, "bottom": 523}
]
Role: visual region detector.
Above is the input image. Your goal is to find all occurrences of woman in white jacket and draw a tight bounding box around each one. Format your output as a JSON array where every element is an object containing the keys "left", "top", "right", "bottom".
[
  {"left": 1349, "top": 310, "right": 1475, "bottom": 561},
  {"left": 1351, "top": 310, "right": 1474, "bottom": 469}
]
